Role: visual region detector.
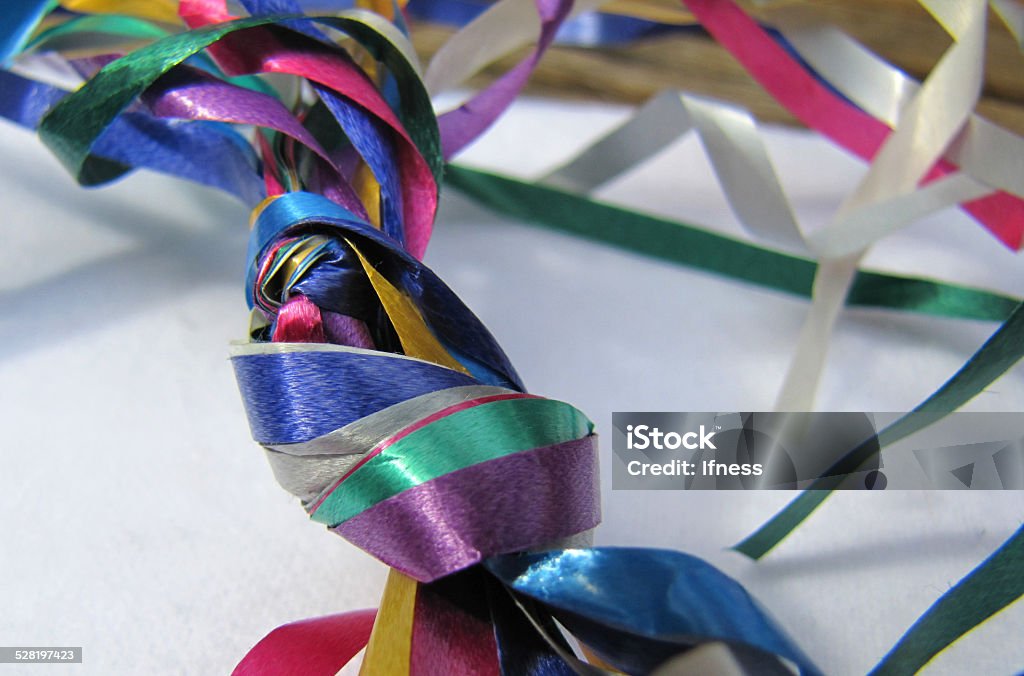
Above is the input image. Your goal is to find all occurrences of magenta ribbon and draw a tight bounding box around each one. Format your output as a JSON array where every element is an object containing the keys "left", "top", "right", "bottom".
[
  {"left": 181, "top": 0, "right": 438, "bottom": 258},
  {"left": 683, "top": 0, "right": 1024, "bottom": 250},
  {"left": 231, "top": 609, "right": 376, "bottom": 676}
]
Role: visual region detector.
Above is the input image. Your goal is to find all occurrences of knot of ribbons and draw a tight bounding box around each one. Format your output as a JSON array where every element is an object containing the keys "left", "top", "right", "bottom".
[
  {"left": 233, "top": 190, "right": 602, "bottom": 583},
  {"left": 217, "top": 88, "right": 825, "bottom": 665},
  {"left": 6, "top": 0, "right": 829, "bottom": 671},
  {"left": 230, "top": 193, "right": 820, "bottom": 676}
]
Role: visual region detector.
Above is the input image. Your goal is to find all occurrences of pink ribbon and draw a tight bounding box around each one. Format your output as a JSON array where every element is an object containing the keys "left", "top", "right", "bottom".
[
  {"left": 683, "top": 0, "right": 1024, "bottom": 249},
  {"left": 180, "top": 0, "right": 438, "bottom": 258},
  {"left": 232, "top": 609, "right": 376, "bottom": 676}
]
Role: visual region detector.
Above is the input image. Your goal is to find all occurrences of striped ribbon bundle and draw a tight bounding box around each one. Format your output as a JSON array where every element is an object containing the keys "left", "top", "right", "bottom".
[{"left": 2, "top": 0, "right": 1022, "bottom": 674}]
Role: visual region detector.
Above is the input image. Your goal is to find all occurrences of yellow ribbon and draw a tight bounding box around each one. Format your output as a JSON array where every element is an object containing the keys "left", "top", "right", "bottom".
[
  {"left": 347, "top": 239, "right": 469, "bottom": 374},
  {"left": 353, "top": 162, "right": 383, "bottom": 230},
  {"left": 360, "top": 569, "right": 417, "bottom": 675},
  {"left": 357, "top": 0, "right": 407, "bottom": 22},
  {"left": 58, "top": 0, "right": 182, "bottom": 24}
]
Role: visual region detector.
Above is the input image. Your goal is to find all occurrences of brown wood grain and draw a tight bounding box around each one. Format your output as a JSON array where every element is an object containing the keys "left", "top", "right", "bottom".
[{"left": 409, "top": 1, "right": 1024, "bottom": 135}]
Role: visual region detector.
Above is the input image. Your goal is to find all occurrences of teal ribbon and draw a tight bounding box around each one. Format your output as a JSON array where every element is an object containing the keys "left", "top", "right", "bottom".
[
  {"left": 871, "top": 525, "right": 1024, "bottom": 675},
  {"left": 311, "top": 396, "right": 593, "bottom": 526},
  {"left": 736, "top": 300, "right": 1024, "bottom": 560},
  {"left": 444, "top": 164, "right": 1019, "bottom": 322}
]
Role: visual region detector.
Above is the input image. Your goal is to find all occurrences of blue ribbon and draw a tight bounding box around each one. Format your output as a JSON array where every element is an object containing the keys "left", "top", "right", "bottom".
[
  {"left": 232, "top": 347, "right": 480, "bottom": 444},
  {"left": 248, "top": 191, "right": 525, "bottom": 390},
  {"left": 314, "top": 84, "right": 405, "bottom": 245},
  {"left": 1, "top": 0, "right": 54, "bottom": 66},
  {"left": 485, "top": 575, "right": 578, "bottom": 676},
  {"left": 404, "top": 0, "right": 687, "bottom": 46},
  {"left": 0, "top": 70, "right": 264, "bottom": 203},
  {"left": 487, "top": 548, "right": 823, "bottom": 675}
]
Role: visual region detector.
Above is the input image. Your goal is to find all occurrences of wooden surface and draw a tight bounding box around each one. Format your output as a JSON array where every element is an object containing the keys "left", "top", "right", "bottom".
[{"left": 410, "top": 0, "right": 1024, "bottom": 135}]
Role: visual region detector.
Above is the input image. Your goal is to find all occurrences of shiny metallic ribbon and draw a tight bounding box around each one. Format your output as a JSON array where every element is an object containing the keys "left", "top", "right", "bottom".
[{"left": 7, "top": 2, "right": 1017, "bottom": 673}]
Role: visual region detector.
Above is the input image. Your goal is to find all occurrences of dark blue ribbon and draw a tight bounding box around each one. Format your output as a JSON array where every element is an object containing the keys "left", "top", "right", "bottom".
[
  {"left": 0, "top": 70, "right": 264, "bottom": 203},
  {"left": 314, "top": 83, "right": 405, "bottom": 246},
  {"left": 247, "top": 191, "right": 525, "bottom": 390},
  {"left": 232, "top": 347, "right": 480, "bottom": 444}
]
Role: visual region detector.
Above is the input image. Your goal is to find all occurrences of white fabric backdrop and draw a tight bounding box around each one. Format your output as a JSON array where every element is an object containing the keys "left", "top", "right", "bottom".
[{"left": 1, "top": 95, "right": 1022, "bottom": 674}]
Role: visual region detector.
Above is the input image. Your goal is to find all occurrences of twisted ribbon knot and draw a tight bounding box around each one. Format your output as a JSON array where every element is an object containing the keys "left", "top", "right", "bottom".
[
  {"left": 12, "top": 0, "right": 1014, "bottom": 670},
  {"left": 233, "top": 190, "right": 601, "bottom": 582}
]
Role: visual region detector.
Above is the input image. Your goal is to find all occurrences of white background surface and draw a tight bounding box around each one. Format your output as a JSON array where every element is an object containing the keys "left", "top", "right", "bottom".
[{"left": 1, "top": 95, "right": 1023, "bottom": 675}]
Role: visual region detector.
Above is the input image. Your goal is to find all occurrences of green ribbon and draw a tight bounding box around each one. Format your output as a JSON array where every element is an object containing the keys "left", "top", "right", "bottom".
[
  {"left": 870, "top": 525, "right": 1024, "bottom": 675},
  {"left": 311, "top": 396, "right": 594, "bottom": 527},
  {"left": 27, "top": 14, "right": 275, "bottom": 96},
  {"left": 38, "top": 13, "right": 441, "bottom": 186},
  {"left": 735, "top": 300, "right": 1024, "bottom": 560},
  {"left": 444, "top": 165, "right": 1019, "bottom": 322},
  {"left": 446, "top": 165, "right": 1024, "bottom": 666}
]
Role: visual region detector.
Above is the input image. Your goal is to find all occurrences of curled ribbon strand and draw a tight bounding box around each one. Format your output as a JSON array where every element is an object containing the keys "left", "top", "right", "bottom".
[{"left": 4, "top": 1, "right": 1020, "bottom": 673}]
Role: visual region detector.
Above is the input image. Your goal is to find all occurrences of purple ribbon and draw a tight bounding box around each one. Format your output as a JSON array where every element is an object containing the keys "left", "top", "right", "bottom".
[
  {"left": 333, "top": 435, "right": 600, "bottom": 581},
  {"left": 438, "top": 0, "right": 574, "bottom": 159}
]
